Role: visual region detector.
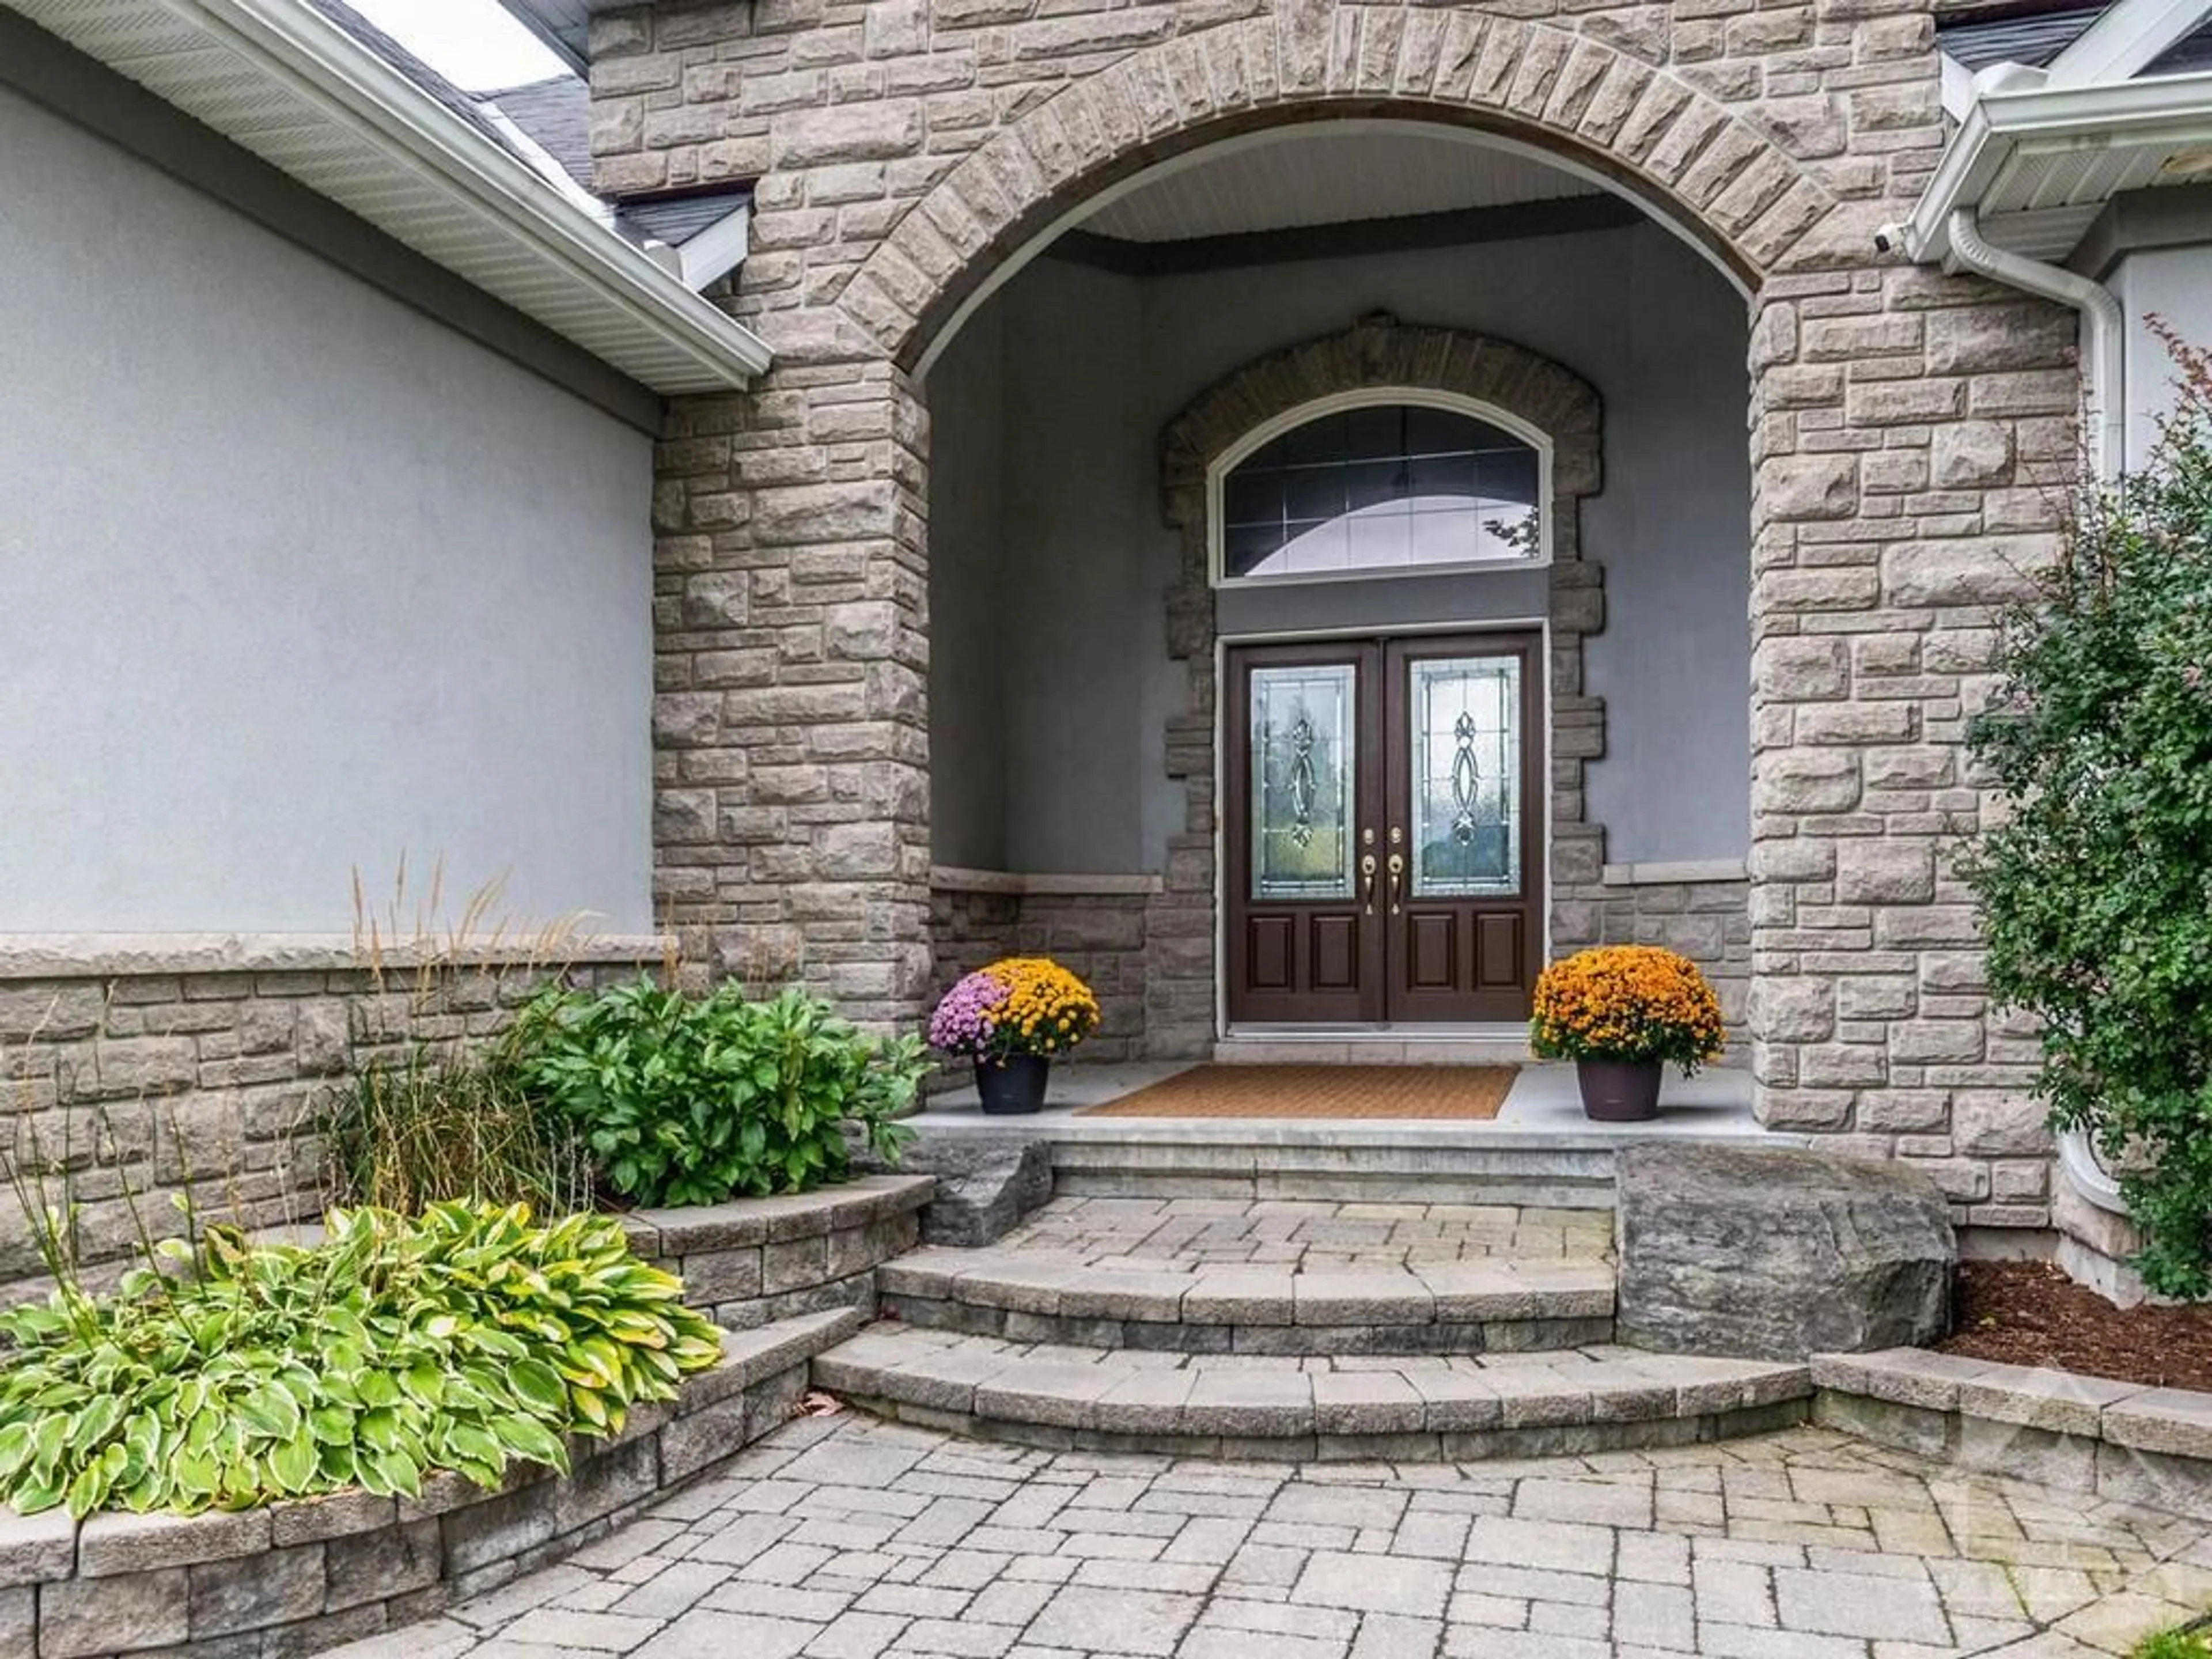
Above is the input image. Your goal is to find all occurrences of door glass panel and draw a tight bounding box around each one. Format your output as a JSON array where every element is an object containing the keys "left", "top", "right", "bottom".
[
  {"left": 1408, "top": 656, "right": 1520, "bottom": 899},
  {"left": 1250, "top": 664, "right": 1357, "bottom": 901}
]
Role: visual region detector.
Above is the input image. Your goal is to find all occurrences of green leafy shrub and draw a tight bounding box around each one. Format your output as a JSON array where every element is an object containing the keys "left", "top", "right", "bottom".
[
  {"left": 507, "top": 980, "right": 925, "bottom": 1208},
  {"left": 1963, "top": 322, "right": 2212, "bottom": 1297},
  {"left": 2132, "top": 1626, "right": 2212, "bottom": 1659},
  {"left": 329, "top": 1048, "right": 589, "bottom": 1215},
  {"left": 0, "top": 1201, "right": 721, "bottom": 1517}
]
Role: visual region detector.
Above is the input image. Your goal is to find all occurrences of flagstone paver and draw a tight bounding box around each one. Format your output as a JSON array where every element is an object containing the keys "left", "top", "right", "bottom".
[
  {"left": 325, "top": 1417, "right": 2212, "bottom": 1659},
  {"left": 991, "top": 1197, "right": 1615, "bottom": 1271}
]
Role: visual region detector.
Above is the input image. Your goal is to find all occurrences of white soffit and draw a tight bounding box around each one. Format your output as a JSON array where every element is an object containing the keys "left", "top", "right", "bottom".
[
  {"left": 9, "top": 0, "right": 770, "bottom": 392},
  {"left": 1911, "top": 68, "right": 2212, "bottom": 260},
  {"left": 1079, "top": 129, "right": 1602, "bottom": 243}
]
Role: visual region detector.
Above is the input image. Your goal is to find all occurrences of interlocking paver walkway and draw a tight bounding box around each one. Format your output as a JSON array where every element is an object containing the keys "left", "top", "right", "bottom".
[
  {"left": 332, "top": 1417, "right": 2212, "bottom": 1659},
  {"left": 995, "top": 1196, "right": 1615, "bottom": 1270}
]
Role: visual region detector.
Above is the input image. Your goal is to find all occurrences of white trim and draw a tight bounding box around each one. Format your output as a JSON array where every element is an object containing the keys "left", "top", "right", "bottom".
[
  {"left": 1600, "top": 858, "right": 1749, "bottom": 887},
  {"left": 15, "top": 0, "right": 770, "bottom": 391},
  {"left": 929, "top": 868, "right": 1165, "bottom": 897},
  {"left": 2045, "top": 0, "right": 2212, "bottom": 88},
  {"left": 677, "top": 203, "right": 753, "bottom": 293},
  {"left": 1206, "top": 389, "right": 1554, "bottom": 591},
  {"left": 1210, "top": 616, "right": 1556, "bottom": 1040},
  {"left": 1908, "top": 69, "right": 2212, "bottom": 264}
]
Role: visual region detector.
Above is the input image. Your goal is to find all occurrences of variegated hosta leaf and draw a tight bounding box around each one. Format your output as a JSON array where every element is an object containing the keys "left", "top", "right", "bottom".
[{"left": 0, "top": 1202, "right": 720, "bottom": 1520}]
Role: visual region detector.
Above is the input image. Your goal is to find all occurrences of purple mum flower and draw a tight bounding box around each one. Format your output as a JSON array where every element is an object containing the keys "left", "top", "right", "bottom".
[{"left": 929, "top": 969, "right": 1006, "bottom": 1055}]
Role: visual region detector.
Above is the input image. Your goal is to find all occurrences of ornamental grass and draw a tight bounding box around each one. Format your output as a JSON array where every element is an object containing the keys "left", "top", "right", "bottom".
[{"left": 1528, "top": 945, "right": 1725, "bottom": 1074}]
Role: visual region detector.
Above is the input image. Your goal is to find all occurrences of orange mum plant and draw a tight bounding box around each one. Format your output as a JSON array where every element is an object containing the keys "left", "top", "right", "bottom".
[{"left": 1528, "top": 945, "right": 1725, "bottom": 1074}]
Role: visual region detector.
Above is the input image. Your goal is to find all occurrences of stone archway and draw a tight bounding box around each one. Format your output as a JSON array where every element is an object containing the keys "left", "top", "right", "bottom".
[
  {"left": 832, "top": 7, "right": 1846, "bottom": 373},
  {"left": 639, "top": 0, "right": 2067, "bottom": 1208},
  {"left": 1141, "top": 316, "right": 1610, "bottom": 1055}
]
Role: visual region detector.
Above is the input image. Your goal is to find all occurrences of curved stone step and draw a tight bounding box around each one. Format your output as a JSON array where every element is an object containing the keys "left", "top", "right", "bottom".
[
  {"left": 811, "top": 1325, "right": 1811, "bottom": 1461},
  {"left": 877, "top": 1247, "right": 1616, "bottom": 1354}
]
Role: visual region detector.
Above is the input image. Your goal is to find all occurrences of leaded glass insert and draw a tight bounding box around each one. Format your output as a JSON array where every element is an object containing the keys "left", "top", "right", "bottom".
[
  {"left": 1250, "top": 665, "right": 1356, "bottom": 902},
  {"left": 1221, "top": 403, "right": 1541, "bottom": 582},
  {"left": 1409, "top": 656, "right": 1520, "bottom": 899}
]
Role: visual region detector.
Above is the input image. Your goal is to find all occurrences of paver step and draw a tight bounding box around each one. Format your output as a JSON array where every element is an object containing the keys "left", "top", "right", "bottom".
[
  {"left": 878, "top": 1247, "right": 1615, "bottom": 1353},
  {"left": 811, "top": 1325, "right": 1811, "bottom": 1461},
  {"left": 1038, "top": 1133, "right": 1622, "bottom": 1206}
]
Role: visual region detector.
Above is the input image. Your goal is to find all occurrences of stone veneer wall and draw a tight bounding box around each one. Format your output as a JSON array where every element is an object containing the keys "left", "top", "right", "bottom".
[
  {"left": 0, "top": 938, "right": 663, "bottom": 1301},
  {"left": 931, "top": 872, "right": 1156, "bottom": 1062},
  {"left": 1589, "top": 865, "right": 1755, "bottom": 1043},
  {"left": 612, "top": 0, "right": 2069, "bottom": 1226}
]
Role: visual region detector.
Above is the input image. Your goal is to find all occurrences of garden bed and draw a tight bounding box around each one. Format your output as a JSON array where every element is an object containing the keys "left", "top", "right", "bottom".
[
  {"left": 0, "top": 1308, "right": 859, "bottom": 1659},
  {"left": 1942, "top": 1260, "right": 2212, "bottom": 1392}
]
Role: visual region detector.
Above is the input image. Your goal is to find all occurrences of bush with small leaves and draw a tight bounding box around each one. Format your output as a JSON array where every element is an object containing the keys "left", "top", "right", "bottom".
[{"left": 1963, "top": 323, "right": 2212, "bottom": 1297}]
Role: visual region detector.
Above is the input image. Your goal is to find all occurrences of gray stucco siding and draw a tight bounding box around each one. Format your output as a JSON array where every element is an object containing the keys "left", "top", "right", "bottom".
[
  {"left": 926, "top": 218, "right": 1752, "bottom": 876},
  {"left": 2109, "top": 244, "right": 2212, "bottom": 469},
  {"left": 0, "top": 86, "right": 655, "bottom": 933}
]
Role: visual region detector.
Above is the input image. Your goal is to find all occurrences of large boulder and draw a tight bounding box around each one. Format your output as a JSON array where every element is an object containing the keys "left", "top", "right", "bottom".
[
  {"left": 1614, "top": 1143, "right": 1955, "bottom": 1361},
  {"left": 854, "top": 1135, "right": 1054, "bottom": 1247}
]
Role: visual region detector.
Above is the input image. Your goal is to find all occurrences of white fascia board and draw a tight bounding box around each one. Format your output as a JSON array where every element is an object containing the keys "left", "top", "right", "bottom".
[
  {"left": 677, "top": 202, "right": 752, "bottom": 291},
  {"left": 162, "top": 0, "right": 771, "bottom": 384},
  {"left": 1907, "top": 68, "right": 2212, "bottom": 259},
  {"left": 2044, "top": 0, "right": 2212, "bottom": 88}
]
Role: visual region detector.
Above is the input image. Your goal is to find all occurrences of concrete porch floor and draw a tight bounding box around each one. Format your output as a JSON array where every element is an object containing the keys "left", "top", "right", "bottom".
[{"left": 922, "top": 1060, "right": 1766, "bottom": 1141}]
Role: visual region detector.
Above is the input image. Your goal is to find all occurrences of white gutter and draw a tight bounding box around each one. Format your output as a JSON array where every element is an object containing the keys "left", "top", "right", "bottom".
[
  {"left": 150, "top": 0, "right": 772, "bottom": 384},
  {"left": 1946, "top": 207, "right": 2127, "bottom": 479}
]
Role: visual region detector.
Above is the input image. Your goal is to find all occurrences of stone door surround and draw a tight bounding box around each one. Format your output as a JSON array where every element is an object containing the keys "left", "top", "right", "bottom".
[{"left": 1153, "top": 317, "right": 1605, "bottom": 1055}]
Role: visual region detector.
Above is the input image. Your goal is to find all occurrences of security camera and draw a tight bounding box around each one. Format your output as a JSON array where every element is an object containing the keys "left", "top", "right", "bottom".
[{"left": 1873, "top": 221, "right": 1908, "bottom": 255}]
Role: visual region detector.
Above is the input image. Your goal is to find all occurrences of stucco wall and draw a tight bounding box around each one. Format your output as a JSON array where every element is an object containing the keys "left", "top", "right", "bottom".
[
  {"left": 2111, "top": 244, "right": 2212, "bottom": 469},
  {"left": 926, "top": 215, "right": 1750, "bottom": 877},
  {"left": 0, "top": 88, "right": 656, "bottom": 934}
]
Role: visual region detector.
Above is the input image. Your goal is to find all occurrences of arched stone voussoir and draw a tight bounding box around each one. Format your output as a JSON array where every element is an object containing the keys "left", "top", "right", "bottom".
[{"left": 846, "top": 5, "right": 1840, "bottom": 371}]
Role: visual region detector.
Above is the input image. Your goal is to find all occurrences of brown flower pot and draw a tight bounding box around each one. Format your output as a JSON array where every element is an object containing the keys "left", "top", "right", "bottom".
[
  {"left": 1575, "top": 1058, "right": 1662, "bottom": 1122},
  {"left": 975, "top": 1054, "right": 1051, "bottom": 1115}
]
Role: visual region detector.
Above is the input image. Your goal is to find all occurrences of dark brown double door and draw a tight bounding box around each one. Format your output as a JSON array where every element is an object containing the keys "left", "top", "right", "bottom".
[{"left": 1225, "top": 633, "right": 1543, "bottom": 1026}]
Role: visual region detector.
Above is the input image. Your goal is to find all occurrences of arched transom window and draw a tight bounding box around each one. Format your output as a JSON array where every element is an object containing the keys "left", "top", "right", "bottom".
[{"left": 1211, "top": 393, "right": 1550, "bottom": 586}]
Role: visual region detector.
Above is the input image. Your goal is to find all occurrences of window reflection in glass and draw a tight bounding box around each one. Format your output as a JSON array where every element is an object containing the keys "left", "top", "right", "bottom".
[
  {"left": 1249, "top": 665, "right": 1357, "bottom": 902},
  {"left": 1221, "top": 404, "right": 1542, "bottom": 582},
  {"left": 1410, "top": 656, "right": 1521, "bottom": 899}
]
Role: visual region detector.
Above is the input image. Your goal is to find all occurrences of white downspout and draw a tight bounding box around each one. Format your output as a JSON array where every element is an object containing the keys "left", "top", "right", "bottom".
[
  {"left": 1946, "top": 206, "right": 2128, "bottom": 479},
  {"left": 1947, "top": 206, "right": 2134, "bottom": 1217}
]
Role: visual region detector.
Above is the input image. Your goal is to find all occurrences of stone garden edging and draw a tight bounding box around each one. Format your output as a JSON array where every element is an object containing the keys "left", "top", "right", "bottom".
[
  {"left": 619, "top": 1172, "right": 934, "bottom": 1330},
  {"left": 0, "top": 1177, "right": 938, "bottom": 1659},
  {"left": 1, "top": 1305, "right": 864, "bottom": 1659},
  {"left": 1813, "top": 1347, "right": 2212, "bottom": 1520}
]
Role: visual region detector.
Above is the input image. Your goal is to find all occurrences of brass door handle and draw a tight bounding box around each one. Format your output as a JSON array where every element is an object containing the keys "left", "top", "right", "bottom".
[
  {"left": 1387, "top": 851, "right": 1405, "bottom": 914},
  {"left": 1360, "top": 853, "right": 1377, "bottom": 914}
]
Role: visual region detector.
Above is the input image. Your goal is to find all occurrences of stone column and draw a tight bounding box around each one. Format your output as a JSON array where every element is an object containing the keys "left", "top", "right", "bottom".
[
  {"left": 652, "top": 352, "right": 934, "bottom": 1029},
  {"left": 1747, "top": 259, "right": 2074, "bottom": 1224}
]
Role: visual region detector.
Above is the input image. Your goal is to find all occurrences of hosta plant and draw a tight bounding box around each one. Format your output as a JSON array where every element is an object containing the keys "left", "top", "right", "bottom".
[
  {"left": 507, "top": 980, "right": 925, "bottom": 1208},
  {"left": 0, "top": 1201, "right": 721, "bottom": 1518}
]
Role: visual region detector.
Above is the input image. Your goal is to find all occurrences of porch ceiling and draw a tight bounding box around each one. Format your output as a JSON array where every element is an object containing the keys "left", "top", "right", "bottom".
[{"left": 1076, "top": 129, "right": 1603, "bottom": 244}]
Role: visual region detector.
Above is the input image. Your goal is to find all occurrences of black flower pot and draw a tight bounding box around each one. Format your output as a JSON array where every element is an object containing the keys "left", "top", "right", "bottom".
[
  {"left": 1576, "top": 1058, "right": 1663, "bottom": 1122},
  {"left": 975, "top": 1053, "right": 1051, "bottom": 1115}
]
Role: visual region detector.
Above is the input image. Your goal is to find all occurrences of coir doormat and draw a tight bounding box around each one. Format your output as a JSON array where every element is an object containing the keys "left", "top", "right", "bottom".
[{"left": 1077, "top": 1064, "right": 1517, "bottom": 1120}]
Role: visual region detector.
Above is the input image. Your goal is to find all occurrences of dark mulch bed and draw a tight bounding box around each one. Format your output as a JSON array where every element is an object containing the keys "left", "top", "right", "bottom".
[{"left": 1939, "top": 1259, "right": 2212, "bottom": 1392}]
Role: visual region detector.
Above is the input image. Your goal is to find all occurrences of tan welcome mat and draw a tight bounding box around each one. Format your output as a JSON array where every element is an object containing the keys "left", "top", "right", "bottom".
[{"left": 1078, "top": 1064, "right": 1517, "bottom": 1120}]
